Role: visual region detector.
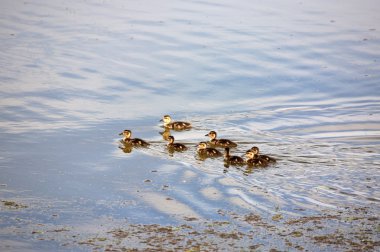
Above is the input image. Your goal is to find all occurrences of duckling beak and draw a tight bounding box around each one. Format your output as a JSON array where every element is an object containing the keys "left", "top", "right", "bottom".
[
  {"left": 159, "top": 119, "right": 163, "bottom": 122},
  {"left": 118, "top": 132, "right": 123, "bottom": 136},
  {"left": 204, "top": 133, "right": 209, "bottom": 136}
]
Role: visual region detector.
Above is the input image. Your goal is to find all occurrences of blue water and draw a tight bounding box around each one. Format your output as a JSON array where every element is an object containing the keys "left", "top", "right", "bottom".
[{"left": 1, "top": 0, "right": 380, "bottom": 251}]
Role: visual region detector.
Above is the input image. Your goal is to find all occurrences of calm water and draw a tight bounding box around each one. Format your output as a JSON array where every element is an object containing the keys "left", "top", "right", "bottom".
[{"left": 1, "top": 0, "right": 380, "bottom": 251}]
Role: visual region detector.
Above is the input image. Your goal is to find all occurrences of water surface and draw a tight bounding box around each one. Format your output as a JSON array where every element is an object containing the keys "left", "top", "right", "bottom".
[{"left": 1, "top": 0, "right": 379, "bottom": 251}]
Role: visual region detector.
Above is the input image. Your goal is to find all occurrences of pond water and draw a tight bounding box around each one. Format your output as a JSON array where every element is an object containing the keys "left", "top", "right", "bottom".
[{"left": 1, "top": 0, "right": 379, "bottom": 251}]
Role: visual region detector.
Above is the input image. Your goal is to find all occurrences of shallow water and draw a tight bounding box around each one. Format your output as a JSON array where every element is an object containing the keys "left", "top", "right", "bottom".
[{"left": 1, "top": 0, "right": 380, "bottom": 251}]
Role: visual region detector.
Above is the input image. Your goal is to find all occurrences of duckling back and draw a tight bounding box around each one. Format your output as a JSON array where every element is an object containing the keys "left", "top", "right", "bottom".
[
  {"left": 129, "top": 138, "right": 150, "bottom": 147},
  {"left": 246, "top": 156, "right": 268, "bottom": 167},
  {"left": 168, "top": 142, "right": 187, "bottom": 151},
  {"left": 198, "top": 147, "right": 222, "bottom": 157},
  {"left": 259, "top": 154, "right": 276, "bottom": 163},
  {"left": 213, "top": 139, "right": 237, "bottom": 148},
  {"left": 224, "top": 148, "right": 245, "bottom": 165},
  {"left": 168, "top": 121, "right": 191, "bottom": 130}
]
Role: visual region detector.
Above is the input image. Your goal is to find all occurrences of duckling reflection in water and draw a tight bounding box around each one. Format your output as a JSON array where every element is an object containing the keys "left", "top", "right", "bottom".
[
  {"left": 160, "top": 115, "right": 192, "bottom": 130},
  {"left": 119, "top": 129, "right": 150, "bottom": 147},
  {"left": 166, "top": 135, "right": 187, "bottom": 152},
  {"left": 249, "top": 146, "right": 276, "bottom": 163},
  {"left": 224, "top": 147, "right": 245, "bottom": 167},
  {"left": 159, "top": 127, "right": 171, "bottom": 141},
  {"left": 118, "top": 144, "right": 133, "bottom": 154},
  {"left": 205, "top": 131, "right": 237, "bottom": 148},
  {"left": 197, "top": 142, "right": 222, "bottom": 158},
  {"left": 245, "top": 150, "right": 268, "bottom": 167}
]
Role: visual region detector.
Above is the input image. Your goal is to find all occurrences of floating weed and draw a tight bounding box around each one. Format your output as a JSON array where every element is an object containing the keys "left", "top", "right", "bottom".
[
  {"left": 272, "top": 214, "right": 283, "bottom": 221},
  {"left": 291, "top": 231, "right": 303, "bottom": 237},
  {"left": 185, "top": 246, "right": 201, "bottom": 252},
  {"left": 31, "top": 230, "right": 44, "bottom": 234},
  {"left": 1, "top": 200, "right": 28, "bottom": 209}
]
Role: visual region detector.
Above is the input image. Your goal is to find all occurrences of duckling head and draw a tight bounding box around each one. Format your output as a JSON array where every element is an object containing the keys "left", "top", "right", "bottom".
[
  {"left": 119, "top": 129, "right": 132, "bottom": 139},
  {"left": 250, "top": 146, "right": 259, "bottom": 154},
  {"left": 160, "top": 115, "right": 172, "bottom": 125},
  {"left": 167, "top": 135, "right": 175, "bottom": 144},
  {"left": 205, "top": 130, "right": 217, "bottom": 140},
  {"left": 245, "top": 150, "right": 255, "bottom": 159},
  {"left": 197, "top": 142, "right": 207, "bottom": 150}
]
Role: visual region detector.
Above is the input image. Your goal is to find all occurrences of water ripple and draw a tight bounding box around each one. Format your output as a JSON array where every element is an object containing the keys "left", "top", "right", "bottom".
[{"left": 0, "top": 0, "right": 379, "bottom": 249}]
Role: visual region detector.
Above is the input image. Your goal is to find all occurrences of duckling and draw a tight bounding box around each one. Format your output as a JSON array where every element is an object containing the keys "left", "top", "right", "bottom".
[
  {"left": 224, "top": 147, "right": 245, "bottom": 166},
  {"left": 249, "top": 146, "right": 276, "bottom": 163},
  {"left": 205, "top": 131, "right": 237, "bottom": 148},
  {"left": 166, "top": 135, "right": 187, "bottom": 151},
  {"left": 245, "top": 150, "right": 268, "bottom": 167},
  {"left": 197, "top": 142, "right": 222, "bottom": 158},
  {"left": 160, "top": 115, "right": 191, "bottom": 130},
  {"left": 119, "top": 129, "right": 150, "bottom": 147}
]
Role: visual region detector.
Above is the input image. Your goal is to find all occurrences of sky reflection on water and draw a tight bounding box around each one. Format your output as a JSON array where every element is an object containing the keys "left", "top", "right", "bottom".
[
  {"left": 0, "top": 0, "right": 380, "bottom": 250},
  {"left": 1, "top": 0, "right": 379, "bottom": 132}
]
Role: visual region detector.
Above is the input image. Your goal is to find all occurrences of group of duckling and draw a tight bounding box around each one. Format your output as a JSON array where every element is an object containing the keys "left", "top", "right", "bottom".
[{"left": 119, "top": 115, "right": 276, "bottom": 168}]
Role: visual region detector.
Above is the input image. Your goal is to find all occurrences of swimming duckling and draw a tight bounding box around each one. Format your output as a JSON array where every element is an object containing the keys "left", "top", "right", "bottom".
[
  {"left": 249, "top": 146, "right": 276, "bottom": 163},
  {"left": 245, "top": 150, "right": 268, "bottom": 167},
  {"left": 166, "top": 135, "right": 187, "bottom": 151},
  {"left": 160, "top": 115, "right": 191, "bottom": 130},
  {"left": 197, "top": 142, "right": 222, "bottom": 158},
  {"left": 224, "top": 147, "right": 245, "bottom": 166},
  {"left": 205, "top": 131, "right": 238, "bottom": 148},
  {"left": 119, "top": 129, "right": 150, "bottom": 147}
]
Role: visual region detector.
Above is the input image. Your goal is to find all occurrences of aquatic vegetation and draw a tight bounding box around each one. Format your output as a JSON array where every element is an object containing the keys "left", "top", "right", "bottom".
[{"left": 1, "top": 200, "right": 27, "bottom": 209}]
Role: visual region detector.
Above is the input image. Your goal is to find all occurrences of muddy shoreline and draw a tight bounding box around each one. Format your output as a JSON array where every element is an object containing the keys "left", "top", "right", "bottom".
[{"left": 1, "top": 200, "right": 378, "bottom": 251}]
